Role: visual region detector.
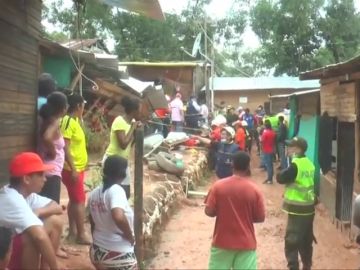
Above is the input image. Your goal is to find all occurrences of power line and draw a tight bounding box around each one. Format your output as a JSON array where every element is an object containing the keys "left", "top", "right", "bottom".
[{"left": 191, "top": 16, "right": 252, "bottom": 77}]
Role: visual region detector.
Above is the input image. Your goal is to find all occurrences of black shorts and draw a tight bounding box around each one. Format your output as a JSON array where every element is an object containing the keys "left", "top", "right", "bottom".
[{"left": 40, "top": 175, "right": 61, "bottom": 203}]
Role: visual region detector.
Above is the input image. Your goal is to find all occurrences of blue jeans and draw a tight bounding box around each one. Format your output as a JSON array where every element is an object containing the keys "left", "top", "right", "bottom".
[
  {"left": 172, "top": 121, "right": 183, "bottom": 132},
  {"left": 278, "top": 142, "right": 287, "bottom": 170},
  {"left": 263, "top": 153, "right": 274, "bottom": 182}
]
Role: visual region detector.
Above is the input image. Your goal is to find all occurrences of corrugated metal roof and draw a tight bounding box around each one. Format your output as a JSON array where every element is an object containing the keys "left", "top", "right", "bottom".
[
  {"left": 61, "top": 39, "right": 99, "bottom": 50},
  {"left": 118, "top": 61, "right": 204, "bottom": 67},
  {"left": 300, "top": 54, "right": 360, "bottom": 80},
  {"left": 100, "top": 0, "right": 164, "bottom": 21},
  {"left": 270, "top": 89, "right": 320, "bottom": 99},
  {"left": 208, "top": 77, "right": 320, "bottom": 91},
  {"left": 120, "top": 77, "right": 153, "bottom": 93}
]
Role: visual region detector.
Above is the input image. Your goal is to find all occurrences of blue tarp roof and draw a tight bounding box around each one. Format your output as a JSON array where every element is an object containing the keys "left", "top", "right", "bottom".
[{"left": 205, "top": 77, "right": 320, "bottom": 91}]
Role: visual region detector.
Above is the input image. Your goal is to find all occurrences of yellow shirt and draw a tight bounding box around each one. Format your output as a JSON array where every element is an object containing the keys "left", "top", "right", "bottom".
[
  {"left": 60, "top": 115, "right": 88, "bottom": 172},
  {"left": 105, "top": 116, "right": 132, "bottom": 158}
]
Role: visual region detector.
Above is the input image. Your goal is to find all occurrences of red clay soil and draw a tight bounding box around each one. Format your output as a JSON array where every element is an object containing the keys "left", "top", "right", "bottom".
[
  {"left": 148, "top": 155, "right": 360, "bottom": 270},
  {"left": 57, "top": 154, "right": 360, "bottom": 269}
]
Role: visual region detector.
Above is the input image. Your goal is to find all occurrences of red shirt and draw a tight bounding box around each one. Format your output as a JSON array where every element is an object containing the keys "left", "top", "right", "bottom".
[
  {"left": 206, "top": 176, "right": 265, "bottom": 250},
  {"left": 261, "top": 128, "right": 276, "bottom": 154}
]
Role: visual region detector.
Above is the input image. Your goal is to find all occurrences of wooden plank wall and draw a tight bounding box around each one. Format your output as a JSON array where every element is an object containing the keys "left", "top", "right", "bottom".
[
  {"left": 0, "top": 0, "right": 41, "bottom": 183},
  {"left": 321, "top": 81, "right": 356, "bottom": 122}
]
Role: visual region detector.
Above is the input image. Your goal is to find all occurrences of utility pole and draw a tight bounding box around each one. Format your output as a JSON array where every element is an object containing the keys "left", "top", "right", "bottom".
[
  {"left": 134, "top": 127, "right": 144, "bottom": 266},
  {"left": 204, "top": 19, "right": 210, "bottom": 110},
  {"left": 210, "top": 35, "right": 215, "bottom": 113}
]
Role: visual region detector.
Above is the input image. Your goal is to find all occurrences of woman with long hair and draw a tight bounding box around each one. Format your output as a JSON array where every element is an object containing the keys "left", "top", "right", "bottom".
[
  {"left": 60, "top": 93, "right": 90, "bottom": 244},
  {"left": 103, "top": 96, "right": 141, "bottom": 199},
  {"left": 89, "top": 155, "right": 136, "bottom": 270},
  {"left": 38, "top": 92, "right": 68, "bottom": 203}
]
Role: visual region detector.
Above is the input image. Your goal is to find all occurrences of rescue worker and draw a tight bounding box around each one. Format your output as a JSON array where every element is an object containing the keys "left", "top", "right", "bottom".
[{"left": 276, "top": 137, "right": 316, "bottom": 270}]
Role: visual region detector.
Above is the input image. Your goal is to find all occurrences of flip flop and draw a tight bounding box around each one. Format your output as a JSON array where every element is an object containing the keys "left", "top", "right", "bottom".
[
  {"left": 56, "top": 249, "right": 69, "bottom": 259},
  {"left": 76, "top": 238, "right": 92, "bottom": 246}
]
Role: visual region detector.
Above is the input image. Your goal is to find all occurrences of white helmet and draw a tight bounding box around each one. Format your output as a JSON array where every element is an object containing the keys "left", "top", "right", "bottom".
[
  {"left": 222, "top": 126, "right": 235, "bottom": 138},
  {"left": 211, "top": 114, "right": 227, "bottom": 126},
  {"left": 241, "top": 120, "right": 248, "bottom": 127}
]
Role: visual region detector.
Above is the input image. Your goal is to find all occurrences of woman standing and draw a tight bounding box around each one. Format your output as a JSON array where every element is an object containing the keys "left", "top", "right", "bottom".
[
  {"left": 103, "top": 96, "right": 141, "bottom": 199},
  {"left": 38, "top": 92, "right": 67, "bottom": 203},
  {"left": 89, "top": 155, "right": 136, "bottom": 270},
  {"left": 60, "top": 93, "right": 90, "bottom": 244}
]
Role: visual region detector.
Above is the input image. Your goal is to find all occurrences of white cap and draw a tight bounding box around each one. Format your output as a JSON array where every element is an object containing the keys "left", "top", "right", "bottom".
[
  {"left": 211, "top": 115, "right": 227, "bottom": 126},
  {"left": 241, "top": 120, "right": 248, "bottom": 127}
]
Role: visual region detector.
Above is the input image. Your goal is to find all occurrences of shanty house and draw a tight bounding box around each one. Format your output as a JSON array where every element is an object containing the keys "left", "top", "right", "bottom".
[
  {"left": 0, "top": 0, "right": 42, "bottom": 183},
  {"left": 270, "top": 89, "right": 321, "bottom": 193},
  {"left": 300, "top": 55, "right": 360, "bottom": 231},
  {"left": 119, "top": 62, "right": 207, "bottom": 100},
  {"left": 209, "top": 77, "right": 319, "bottom": 113}
]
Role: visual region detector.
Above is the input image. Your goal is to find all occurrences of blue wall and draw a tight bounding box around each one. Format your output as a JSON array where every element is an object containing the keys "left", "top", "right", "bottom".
[{"left": 297, "top": 115, "right": 320, "bottom": 194}]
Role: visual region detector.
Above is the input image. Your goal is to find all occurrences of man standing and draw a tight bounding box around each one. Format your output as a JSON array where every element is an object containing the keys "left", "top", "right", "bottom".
[
  {"left": 277, "top": 137, "right": 316, "bottom": 270},
  {"left": 278, "top": 116, "right": 288, "bottom": 170},
  {"left": 0, "top": 152, "right": 63, "bottom": 270},
  {"left": 261, "top": 120, "right": 276, "bottom": 184},
  {"left": 170, "top": 93, "right": 184, "bottom": 132},
  {"left": 205, "top": 152, "right": 265, "bottom": 269}
]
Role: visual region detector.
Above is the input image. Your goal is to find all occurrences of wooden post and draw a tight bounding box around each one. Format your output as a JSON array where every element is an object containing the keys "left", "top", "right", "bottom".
[{"left": 134, "top": 126, "right": 144, "bottom": 266}]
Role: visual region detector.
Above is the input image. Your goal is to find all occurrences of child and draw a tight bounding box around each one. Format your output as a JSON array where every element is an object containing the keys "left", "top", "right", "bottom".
[{"left": 195, "top": 126, "right": 240, "bottom": 179}]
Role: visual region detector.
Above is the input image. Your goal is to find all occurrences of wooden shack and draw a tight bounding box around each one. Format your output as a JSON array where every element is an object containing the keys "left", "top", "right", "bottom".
[
  {"left": 0, "top": 0, "right": 41, "bottom": 183},
  {"left": 300, "top": 55, "right": 360, "bottom": 229}
]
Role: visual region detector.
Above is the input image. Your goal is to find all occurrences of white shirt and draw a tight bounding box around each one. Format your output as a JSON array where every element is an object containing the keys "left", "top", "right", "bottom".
[
  {"left": 89, "top": 184, "right": 134, "bottom": 253},
  {"left": 0, "top": 186, "right": 51, "bottom": 234},
  {"left": 200, "top": 104, "right": 209, "bottom": 119},
  {"left": 170, "top": 98, "right": 184, "bottom": 122}
]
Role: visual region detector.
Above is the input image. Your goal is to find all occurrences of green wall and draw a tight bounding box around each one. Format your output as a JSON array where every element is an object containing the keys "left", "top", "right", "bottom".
[
  {"left": 43, "top": 56, "right": 73, "bottom": 88},
  {"left": 288, "top": 97, "right": 297, "bottom": 139},
  {"left": 297, "top": 115, "right": 320, "bottom": 195}
]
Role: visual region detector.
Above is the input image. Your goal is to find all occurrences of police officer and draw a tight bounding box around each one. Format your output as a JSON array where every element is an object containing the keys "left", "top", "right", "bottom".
[{"left": 276, "top": 137, "right": 316, "bottom": 270}]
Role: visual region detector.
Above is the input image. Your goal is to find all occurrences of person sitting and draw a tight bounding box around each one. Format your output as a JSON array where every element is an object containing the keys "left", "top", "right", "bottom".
[
  {"left": 89, "top": 155, "right": 136, "bottom": 270},
  {"left": 0, "top": 227, "right": 12, "bottom": 270},
  {"left": 0, "top": 152, "right": 63, "bottom": 270}
]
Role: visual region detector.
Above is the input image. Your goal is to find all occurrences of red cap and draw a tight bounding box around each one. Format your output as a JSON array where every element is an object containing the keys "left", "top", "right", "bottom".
[{"left": 9, "top": 152, "right": 54, "bottom": 177}]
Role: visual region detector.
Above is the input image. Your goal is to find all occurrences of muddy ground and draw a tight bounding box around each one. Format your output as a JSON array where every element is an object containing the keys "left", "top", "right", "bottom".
[
  {"left": 57, "top": 154, "right": 360, "bottom": 269},
  {"left": 148, "top": 156, "right": 360, "bottom": 269}
]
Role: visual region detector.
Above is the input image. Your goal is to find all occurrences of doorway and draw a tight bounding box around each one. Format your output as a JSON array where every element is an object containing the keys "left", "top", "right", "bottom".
[{"left": 336, "top": 122, "right": 355, "bottom": 221}]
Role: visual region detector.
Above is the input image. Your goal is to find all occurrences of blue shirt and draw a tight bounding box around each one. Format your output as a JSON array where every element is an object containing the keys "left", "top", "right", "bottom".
[
  {"left": 243, "top": 114, "right": 254, "bottom": 129},
  {"left": 215, "top": 142, "right": 239, "bottom": 179},
  {"left": 37, "top": 97, "right": 47, "bottom": 111}
]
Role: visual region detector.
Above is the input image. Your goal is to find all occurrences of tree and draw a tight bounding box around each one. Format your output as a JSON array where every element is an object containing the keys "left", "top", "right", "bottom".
[
  {"left": 249, "top": 0, "right": 324, "bottom": 76},
  {"left": 318, "top": 0, "right": 360, "bottom": 63},
  {"left": 42, "top": 0, "right": 247, "bottom": 73},
  {"left": 248, "top": 0, "right": 360, "bottom": 75}
]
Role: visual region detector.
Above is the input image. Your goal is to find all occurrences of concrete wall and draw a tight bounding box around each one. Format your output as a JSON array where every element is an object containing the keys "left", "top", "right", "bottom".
[{"left": 214, "top": 89, "right": 299, "bottom": 113}]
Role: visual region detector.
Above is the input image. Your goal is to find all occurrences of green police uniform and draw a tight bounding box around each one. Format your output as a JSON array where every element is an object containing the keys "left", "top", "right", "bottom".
[{"left": 283, "top": 157, "right": 315, "bottom": 270}]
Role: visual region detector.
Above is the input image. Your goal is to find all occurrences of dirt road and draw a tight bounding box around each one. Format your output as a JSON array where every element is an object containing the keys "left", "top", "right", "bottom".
[{"left": 148, "top": 157, "right": 360, "bottom": 269}]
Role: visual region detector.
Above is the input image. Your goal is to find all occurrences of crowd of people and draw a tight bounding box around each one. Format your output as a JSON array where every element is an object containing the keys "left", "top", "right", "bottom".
[
  {"left": 0, "top": 80, "right": 317, "bottom": 270},
  {"left": 0, "top": 74, "right": 139, "bottom": 270}
]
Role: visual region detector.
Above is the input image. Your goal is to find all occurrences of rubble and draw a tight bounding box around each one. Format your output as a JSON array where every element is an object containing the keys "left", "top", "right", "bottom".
[{"left": 142, "top": 148, "right": 208, "bottom": 258}]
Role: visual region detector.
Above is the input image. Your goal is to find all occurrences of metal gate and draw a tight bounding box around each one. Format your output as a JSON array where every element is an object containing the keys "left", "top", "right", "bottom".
[{"left": 336, "top": 122, "right": 355, "bottom": 221}]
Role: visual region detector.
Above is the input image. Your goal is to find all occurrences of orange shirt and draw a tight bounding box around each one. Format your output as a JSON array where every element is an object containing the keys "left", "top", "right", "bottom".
[{"left": 235, "top": 128, "right": 246, "bottom": 150}]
